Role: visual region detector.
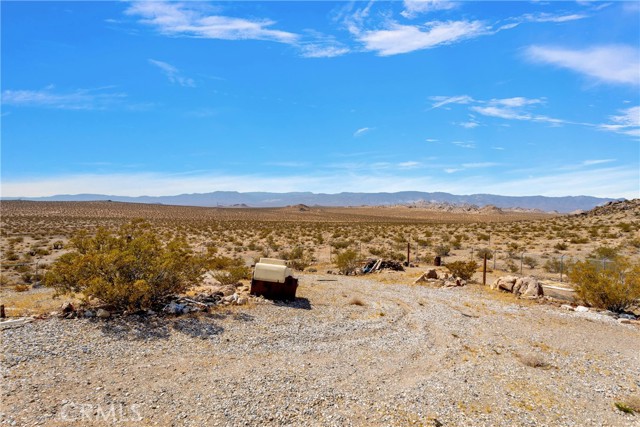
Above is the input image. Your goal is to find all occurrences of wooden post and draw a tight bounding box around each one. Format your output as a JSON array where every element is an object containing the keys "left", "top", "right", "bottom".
[
  {"left": 483, "top": 253, "right": 487, "bottom": 286},
  {"left": 407, "top": 242, "right": 410, "bottom": 266},
  {"left": 0, "top": 304, "right": 5, "bottom": 319}
]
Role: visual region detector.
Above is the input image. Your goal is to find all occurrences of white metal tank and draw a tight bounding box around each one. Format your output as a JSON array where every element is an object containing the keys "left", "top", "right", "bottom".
[{"left": 253, "top": 258, "right": 292, "bottom": 284}]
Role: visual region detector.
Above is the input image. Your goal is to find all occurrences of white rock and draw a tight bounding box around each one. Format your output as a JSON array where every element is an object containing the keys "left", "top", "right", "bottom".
[
  {"left": 236, "top": 297, "right": 248, "bottom": 305},
  {"left": 575, "top": 306, "right": 589, "bottom": 312},
  {"left": 560, "top": 304, "right": 574, "bottom": 310},
  {"left": 96, "top": 309, "right": 111, "bottom": 318}
]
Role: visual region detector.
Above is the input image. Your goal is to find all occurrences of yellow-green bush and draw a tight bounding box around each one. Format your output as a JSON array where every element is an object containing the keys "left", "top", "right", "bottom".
[
  {"left": 569, "top": 257, "right": 640, "bottom": 312},
  {"left": 446, "top": 260, "right": 479, "bottom": 280},
  {"left": 44, "top": 220, "right": 204, "bottom": 311}
]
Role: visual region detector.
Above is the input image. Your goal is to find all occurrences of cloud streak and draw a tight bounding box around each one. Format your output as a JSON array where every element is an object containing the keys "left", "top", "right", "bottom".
[
  {"left": 526, "top": 44, "right": 640, "bottom": 86},
  {"left": 148, "top": 59, "right": 195, "bottom": 87},
  {"left": 125, "top": 2, "right": 298, "bottom": 43},
  {"left": 357, "top": 20, "right": 488, "bottom": 56},
  {"left": 1, "top": 86, "right": 127, "bottom": 110}
]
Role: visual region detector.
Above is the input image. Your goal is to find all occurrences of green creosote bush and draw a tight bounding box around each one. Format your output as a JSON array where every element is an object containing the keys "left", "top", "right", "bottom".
[
  {"left": 476, "top": 248, "right": 493, "bottom": 260},
  {"left": 44, "top": 219, "right": 205, "bottom": 311},
  {"left": 335, "top": 249, "right": 360, "bottom": 275},
  {"left": 446, "top": 260, "right": 479, "bottom": 281},
  {"left": 569, "top": 257, "right": 640, "bottom": 313}
]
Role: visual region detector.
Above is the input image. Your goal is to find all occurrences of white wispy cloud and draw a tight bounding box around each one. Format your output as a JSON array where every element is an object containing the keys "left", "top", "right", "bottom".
[
  {"left": 457, "top": 121, "right": 479, "bottom": 129},
  {"left": 430, "top": 95, "right": 474, "bottom": 109},
  {"left": 357, "top": 20, "right": 488, "bottom": 56},
  {"left": 354, "top": 127, "right": 373, "bottom": 137},
  {"left": 599, "top": 106, "right": 640, "bottom": 137},
  {"left": 148, "top": 59, "right": 195, "bottom": 87},
  {"left": 431, "top": 95, "right": 569, "bottom": 126},
  {"left": 125, "top": 1, "right": 298, "bottom": 43},
  {"left": 401, "top": 0, "right": 459, "bottom": 19},
  {"left": 1, "top": 86, "right": 127, "bottom": 110},
  {"left": 582, "top": 159, "right": 615, "bottom": 166},
  {"left": 299, "top": 43, "right": 350, "bottom": 58},
  {"left": 451, "top": 141, "right": 475, "bottom": 149},
  {"left": 526, "top": 44, "right": 640, "bottom": 86}
]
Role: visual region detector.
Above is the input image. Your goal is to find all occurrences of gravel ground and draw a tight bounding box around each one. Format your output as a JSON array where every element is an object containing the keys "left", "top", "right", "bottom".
[{"left": 1, "top": 274, "right": 639, "bottom": 427}]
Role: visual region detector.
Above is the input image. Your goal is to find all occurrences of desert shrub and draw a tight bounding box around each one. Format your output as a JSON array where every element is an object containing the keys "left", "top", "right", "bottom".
[
  {"left": 335, "top": 249, "right": 360, "bottom": 275},
  {"left": 212, "top": 265, "right": 251, "bottom": 286},
  {"left": 6, "top": 251, "right": 19, "bottom": 261},
  {"left": 589, "top": 245, "right": 619, "bottom": 260},
  {"left": 14, "top": 284, "right": 30, "bottom": 292},
  {"left": 446, "top": 260, "right": 478, "bottom": 280},
  {"left": 369, "top": 247, "right": 384, "bottom": 257},
  {"left": 434, "top": 244, "right": 450, "bottom": 257},
  {"left": 207, "top": 255, "right": 244, "bottom": 270},
  {"left": 331, "top": 240, "right": 353, "bottom": 250},
  {"left": 554, "top": 242, "right": 568, "bottom": 251},
  {"left": 477, "top": 233, "right": 490, "bottom": 242},
  {"left": 505, "top": 259, "right": 519, "bottom": 273},
  {"left": 279, "top": 246, "right": 313, "bottom": 271},
  {"left": 543, "top": 258, "right": 564, "bottom": 273},
  {"left": 569, "top": 257, "right": 640, "bottom": 312},
  {"left": 52, "top": 240, "right": 64, "bottom": 250},
  {"left": 476, "top": 248, "right": 493, "bottom": 260},
  {"left": 523, "top": 256, "right": 538, "bottom": 269},
  {"left": 44, "top": 220, "right": 205, "bottom": 311},
  {"left": 617, "top": 222, "right": 633, "bottom": 233}
]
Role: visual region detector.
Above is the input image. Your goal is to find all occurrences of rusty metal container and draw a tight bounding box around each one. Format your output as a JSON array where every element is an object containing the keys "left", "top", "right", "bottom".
[{"left": 250, "top": 258, "right": 298, "bottom": 300}]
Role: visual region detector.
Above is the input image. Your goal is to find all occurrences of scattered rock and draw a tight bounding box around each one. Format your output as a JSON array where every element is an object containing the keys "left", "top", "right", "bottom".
[
  {"left": 96, "top": 309, "right": 111, "bottom": 319},
  {"left": 237, "top": 297, "right": 248, "bottom": 306},
  {"left": 60, "top": 302, "right": 74, "bottom": 314},
  {"left": 83, "top": 310, "right": 96, "bottom": 318},
  {"left": 575, "top": 306, "right": 590, "bottom": 313},
  {"left": 561, "top": 304, "right": 574, "bottom": 310},
  {"left": 163, "top": 302, "right": 186, "bottom": 315},
  {"left": 425, "top": 269, "right": 438, "bottom": 279}
]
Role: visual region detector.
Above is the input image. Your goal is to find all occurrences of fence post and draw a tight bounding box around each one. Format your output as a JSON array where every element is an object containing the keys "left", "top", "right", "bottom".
[{"left": 483, "top": 253, "right": 487, "bottom": 285}]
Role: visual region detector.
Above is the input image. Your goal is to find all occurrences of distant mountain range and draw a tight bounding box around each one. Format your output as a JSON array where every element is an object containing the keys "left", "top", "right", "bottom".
[{"left": 2, "top": 191, "right": 624, "bottom": 213}]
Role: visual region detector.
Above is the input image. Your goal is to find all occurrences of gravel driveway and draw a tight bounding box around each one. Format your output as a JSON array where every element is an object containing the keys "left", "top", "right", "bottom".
[{"left": 2, "top": 274, "right": 639, "bottom": 426}]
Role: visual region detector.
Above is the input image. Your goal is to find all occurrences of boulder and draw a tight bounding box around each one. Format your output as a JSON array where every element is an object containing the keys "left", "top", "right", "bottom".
[
  {"left": 575, "top": 305, "right": 589, "bottom": 313},
  {"left": 513, "top": 277, "right": 543, "bottom": 298},
  {"left": 236, "top": 297, "right": 248, "bottom": 306},
  {"left": 492, "top": 276, "right": 518, "bottom": 291},
  {"left": 83, "top": 310, "right": 96, "bottom": 318}
]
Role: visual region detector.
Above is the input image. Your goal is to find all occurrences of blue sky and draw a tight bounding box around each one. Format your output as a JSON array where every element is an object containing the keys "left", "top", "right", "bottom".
[{"left": 1, "top": 0, "right": 639, "bottom": 198}]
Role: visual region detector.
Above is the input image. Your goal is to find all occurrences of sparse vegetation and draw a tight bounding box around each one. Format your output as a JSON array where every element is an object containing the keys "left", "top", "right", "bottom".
[
  {"left": 335, "top": 249, "right": 360, "bottom": 275},
  {"left": 44, "top": 220, "right": 205, "bottom": 311},
  {"left": 446, "top": 260, "right": 478, "bottom": 281},
  {"left": 569, "top": 257, "right": 640, "bottom": 312}
]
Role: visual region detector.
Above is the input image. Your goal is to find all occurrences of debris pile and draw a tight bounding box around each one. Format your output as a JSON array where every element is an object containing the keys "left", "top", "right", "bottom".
[
  {"left": 414, "top": 269, "right": 467, "bottom": 288},
  {"left": 361, "top": 259, "right": 405, "bottom": 274}
]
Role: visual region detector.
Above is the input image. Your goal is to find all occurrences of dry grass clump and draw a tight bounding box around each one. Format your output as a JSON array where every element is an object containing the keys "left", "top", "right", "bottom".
[
  {"left": 614, "top": 395, "right": 640, "bottom": 415},
  {"left": 517, "top": 352, "right": 550, "bottom": 369},
  {"left": 348, "top": 297, "right": 365, "bottom": 306}
]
